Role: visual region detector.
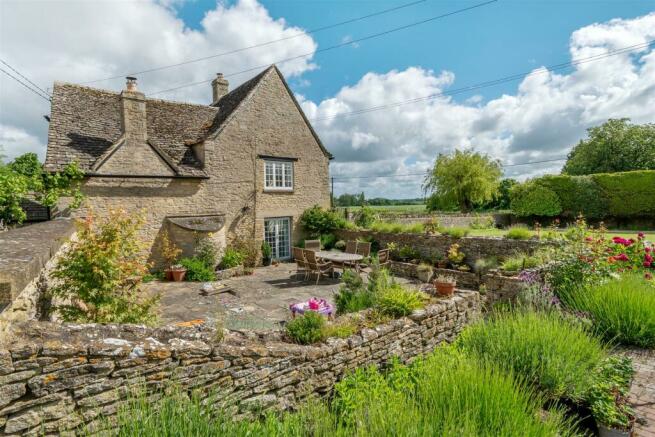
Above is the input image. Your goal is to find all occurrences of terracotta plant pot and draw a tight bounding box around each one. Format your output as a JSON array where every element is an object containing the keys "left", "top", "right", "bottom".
[
  {"left": 262, "top": 258, "right": 272, "bottom": 267},
  {"left": 164, "top": 269, "right": 173, "bottom": 281},
  {"left": 170, "top": 269, "right": 187, "bottom": 282},
  {"left": 434, "top": 281, "right": 456, "bottom": 296}
]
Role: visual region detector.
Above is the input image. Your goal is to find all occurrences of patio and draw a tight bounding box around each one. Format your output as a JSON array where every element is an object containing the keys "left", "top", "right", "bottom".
[{"left": 146, "top": 264, "right": 418, "bottom": 330}]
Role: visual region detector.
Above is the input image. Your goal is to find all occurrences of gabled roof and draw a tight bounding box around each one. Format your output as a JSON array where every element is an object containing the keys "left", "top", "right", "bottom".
[{"left": 44, "top": 65, "right": 332, "bottom": 176}]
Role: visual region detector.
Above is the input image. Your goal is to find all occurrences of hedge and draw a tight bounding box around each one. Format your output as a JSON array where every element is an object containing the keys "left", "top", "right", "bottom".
[{"left": 510, "top": 170, "right": 655, "bottom": 219}]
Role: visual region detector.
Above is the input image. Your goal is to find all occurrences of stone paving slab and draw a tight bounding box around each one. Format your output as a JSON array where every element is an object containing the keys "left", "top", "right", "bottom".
[
  {"left": 627, "top": 348, "right": 655, "bottom": 436},
  {"left": 145, "top": 265, "right": 419, "bottom": 330}
]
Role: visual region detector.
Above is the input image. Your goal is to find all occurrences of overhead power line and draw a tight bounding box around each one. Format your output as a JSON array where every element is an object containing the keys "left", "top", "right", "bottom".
[
  {"left": 0, "top": 66, "right": 51, "bottom": 102},
  {"left": 312, "top": 40, "right": 654, "bottom": 122},
  {"left": 0, "top": 59, "right": 51, "bottom": 98},
  {"left": 83, "top": 0, "right": 428, "bottom": 85},
  {"left": 332, "top": 157, "right": 567, "bottom": 180},
  {"left": 148, "top": 0, "right": 499, "bottom": 96}
]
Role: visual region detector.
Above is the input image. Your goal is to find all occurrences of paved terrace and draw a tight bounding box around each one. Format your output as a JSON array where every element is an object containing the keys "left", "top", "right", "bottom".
[{"left": 146, "top": 264, "right": 418, "bottom": 330}]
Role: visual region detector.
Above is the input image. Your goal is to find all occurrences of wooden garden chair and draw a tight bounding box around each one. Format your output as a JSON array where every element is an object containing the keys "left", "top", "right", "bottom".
[
  {"left": 304, "top": 239, "right": 321, "bottom": 251},
  {"left": 305, "top": 249, "right": 334, "bottom": 284}
]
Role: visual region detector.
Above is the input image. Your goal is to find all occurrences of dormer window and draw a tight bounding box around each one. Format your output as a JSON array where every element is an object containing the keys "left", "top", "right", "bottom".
[{"left": 264, "top": 159, "right": 293, "bottom": 191}]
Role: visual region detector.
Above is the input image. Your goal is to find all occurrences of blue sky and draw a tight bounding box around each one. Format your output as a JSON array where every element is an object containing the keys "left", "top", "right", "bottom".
[
  {"left": 1, "top": 0, "right": 654, "bottom": 198},
  {"left": 177, "top": 0, "right": 655, "bottom": 103}
]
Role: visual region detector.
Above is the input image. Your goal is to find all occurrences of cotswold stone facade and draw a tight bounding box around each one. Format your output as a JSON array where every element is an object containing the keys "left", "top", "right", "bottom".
[
  {"left": 0, "top": 291, "right": 480, "bottom": 435},
  {"left": 44, "top": 66, "right": 331, "bottom": 265}
]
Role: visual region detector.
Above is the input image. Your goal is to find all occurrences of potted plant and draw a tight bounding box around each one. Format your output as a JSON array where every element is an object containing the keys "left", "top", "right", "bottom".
[
  {"left": 447, "top": 243, "right": 465, "bottom": 269},
  {"left": 417, "top": 262, "right": 434, "bottom": 283},
  {"left": 261, "top": 241, "right": 272, "bottom": 266},
  {"left": 169, "top": 264, "right": 187, "bottom": 282},
  {"left": 432, "top": 253, "right": 448, "bottom": 269},
  {"left": 434, "top": 274, "right": 456, "bottom": 296},
  {"left": 160, "top": 230, "right": 183, "bottom": 281}
]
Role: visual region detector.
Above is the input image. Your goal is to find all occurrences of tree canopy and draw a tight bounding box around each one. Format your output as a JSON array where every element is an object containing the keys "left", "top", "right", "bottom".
[
  {"left": 563, "top": 119, "right": 655, "bottom": 175},
  {"left": 424, "top": 150, "right": 502, "bottom": 212}
]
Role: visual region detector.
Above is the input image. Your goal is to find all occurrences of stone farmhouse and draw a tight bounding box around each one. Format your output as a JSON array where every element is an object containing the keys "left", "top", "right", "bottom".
[{"left": 43, "top": 66, "right": 332, "bottom": 264}]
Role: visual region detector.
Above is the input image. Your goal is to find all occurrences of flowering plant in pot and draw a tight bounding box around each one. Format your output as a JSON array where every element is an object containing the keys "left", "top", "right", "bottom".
[
  {"left": 587, "top": 356, "right": 635, "bottom": 437},
  {"left": 447, "top": 243, "right": 465, "bottom": 268},
  {"left": 433, "top": 274, "right": 456, "bottom": 296},
  {"left": 168, "top": 263, "right": 187, "bottom": 282},
  {"left": 160, "top": 230, "right": 183, "bottom": 281},
  {"left": 417, "top": 262, "right": 434, "bottom": 283}
]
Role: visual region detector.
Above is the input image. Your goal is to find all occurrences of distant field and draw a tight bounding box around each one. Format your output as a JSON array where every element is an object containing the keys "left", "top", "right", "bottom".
[
  {"left": 337, "top": 204, "right": 427, "bottom": 213},
  {"left": 466, "top": 228, "right": 655, "bottom": 240}
]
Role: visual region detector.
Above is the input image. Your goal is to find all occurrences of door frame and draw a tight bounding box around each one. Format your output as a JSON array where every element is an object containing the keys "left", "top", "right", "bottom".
[{"left": 263, "top": 216, "right": 292, "bottom": 260}]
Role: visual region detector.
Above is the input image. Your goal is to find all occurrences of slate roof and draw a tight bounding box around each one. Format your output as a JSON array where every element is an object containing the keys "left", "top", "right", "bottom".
[{"left": 44, "top": 65, "right": 331, "bottom": 177}]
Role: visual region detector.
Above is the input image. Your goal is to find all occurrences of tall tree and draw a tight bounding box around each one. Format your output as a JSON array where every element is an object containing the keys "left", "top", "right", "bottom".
[
  {"left": 563, "top": 119, "right": 655, "bottom": 175},
  {"left": 424, "top": 150, "right": 502, "bottom": 212}
]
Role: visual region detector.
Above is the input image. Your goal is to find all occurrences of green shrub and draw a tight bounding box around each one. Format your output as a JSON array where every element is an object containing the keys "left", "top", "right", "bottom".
[
  {"left": 194, "top": 238, "right": 219, "bottom": 269},
  {"left": 510, "top": 181, "right": 562, "bottom": 217},
  {"left": 538, "top": 174, "right": 607, "bottom": 219},
  {"left": 586, "top": 355, "right": 635, "bottom": 430},
  {"left": 500, "top": 253, "right": 541, "bottom": 272},
  {"left": 322, "top": 321, "right": 358, "bottom": 339},
  {"left": 180, "top": 257, "right": 216, "bottom": 281},
  {"left": 562, "top": 274, "right": 655, "bottom": 348},
  {"left": 220, "top": 247, "right": 245, "bottom": 269},
  {"left": 375, "top": 284, "right": 425, "bottom": 318},
  {"left": 369, "top": 220, "right": 424, "bottom": 234},
  {"left": 319, "top": 233, "right": 337, "bottom": 250},
  {"left": 286, "top": 311, "right": 326, "bottom": 344},
  {"left": 469, "top": 214, "right": 495, "bottom": 229},
  {"left": 592, "top": 170, "right": 655, "bottom": 217},
  {"left": 300, "top": 205, "right": 346, "bottom": 236},
  {"left": 50, "top": 210, "right": 159, "bottom": 324},
  {"left": 442, "top": 226, "right": 469, "bottom": 238},
  {"left": 332, "top": 347, "right": 576, "bottom": 436},
  {"left": 458, "top": 311, "right": 607, "bottom": 401},
  {"left": 354, "top": 205, "right": 376, "bottom": 228},
  {"left": 261, "top": 241, "right": 272, "bottom": 260},
  {"left": 506, "top": 225, "right": 533, "bottom": 240},
  {"left": 334, "top": 269, "right": 376, "bottom": 314}
]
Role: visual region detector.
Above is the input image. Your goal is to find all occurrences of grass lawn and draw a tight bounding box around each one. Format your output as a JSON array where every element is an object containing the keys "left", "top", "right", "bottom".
[{"left": 466, "top": 228, "right": 655, "bottom": 240}]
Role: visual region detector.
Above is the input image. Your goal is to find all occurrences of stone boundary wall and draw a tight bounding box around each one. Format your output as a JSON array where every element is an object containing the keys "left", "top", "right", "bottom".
[
  {"left": 0, "top": 220, "right": 75, "bottom": 318},
  {"left": 0, "top": 291, "right": 480, "bottom": 435},
  {"left": 389, "top": 261, "right": 525, "bottom": 308},
  {"left": 336, "top": 229, "right": 544, "bottom": 264}
]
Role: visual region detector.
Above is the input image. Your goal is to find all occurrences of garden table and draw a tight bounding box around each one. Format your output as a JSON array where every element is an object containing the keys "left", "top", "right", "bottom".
[{"left": 315, "top": 251, "right": 363, "bottom": 264}]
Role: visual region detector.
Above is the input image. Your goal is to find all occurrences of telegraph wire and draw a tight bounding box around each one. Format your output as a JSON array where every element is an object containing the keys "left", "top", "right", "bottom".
[
  {"left": 0, "top": 66, "right": 51, "bottom": 102},
  {"left": 82, "top": 0, "right": 428, "bottom": 84},
  {"left": 332, "top": 157, "right": 567, "bottom": 180},
  {"left": 0, "top": 59, "right": 51, "bottom": 98},
  {"left": 148, "top": 0, "right": 499, "bottom": 96}
]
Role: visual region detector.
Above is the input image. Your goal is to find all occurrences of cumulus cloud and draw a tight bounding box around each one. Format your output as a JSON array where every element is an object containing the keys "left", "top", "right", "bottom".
[
  {"left": 0, "top": 0, "right": 316, "bottom": 160},
  {"left": 301, "top": 13, "right": 655, "bottom": 198}
]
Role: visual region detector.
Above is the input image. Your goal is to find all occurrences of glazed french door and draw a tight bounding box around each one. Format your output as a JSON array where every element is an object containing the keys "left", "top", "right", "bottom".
[{"left": 264, "top": 217, "right": 291, "bottom": 260}]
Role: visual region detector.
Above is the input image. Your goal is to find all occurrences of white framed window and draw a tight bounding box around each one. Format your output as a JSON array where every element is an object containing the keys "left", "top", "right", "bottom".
[{"left": 264, "top": 160, "right": 293, "bottom": 191}]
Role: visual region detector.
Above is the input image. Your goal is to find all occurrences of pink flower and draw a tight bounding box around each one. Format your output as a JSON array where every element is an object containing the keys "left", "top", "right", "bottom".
[
  {"left": 644, "top": 261, "right": 652, "bottom": 268},
  {"left": 638, "top": 232, "right": 645, "bottom": 239},
  {"left": 646, "top": 247, "right": 652, "bottom": 253},
  {"left": 585, "top": 237, "right": 593, "bottom": 242},
  {"left": 645, "top": 254, "right": 654, "bottom": 263},
  {"left": 615, "top": 253, "right": 629, "bottom": 262}
]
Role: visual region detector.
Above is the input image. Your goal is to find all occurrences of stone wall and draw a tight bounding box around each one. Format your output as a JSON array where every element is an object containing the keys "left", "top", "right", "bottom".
[
  {"left": 0, "top": 220, "right": 75, "bottom": 322},
  {"left": 389, "top": 261, "right": 526, "bottom": 308},
  {"left": 0, "top": 291, "right": 479, "bottom": 435},
  {"left": 336, "top": 229, "right": 544, "bottom": 264}
]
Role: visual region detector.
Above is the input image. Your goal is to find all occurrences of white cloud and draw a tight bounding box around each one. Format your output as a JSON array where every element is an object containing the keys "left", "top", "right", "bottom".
[
  {"left": 0, "top": 0, "right": 316, "bottom": 161},
  {"left": 301, "top": 12, "right": 655, "bottom": 198}
]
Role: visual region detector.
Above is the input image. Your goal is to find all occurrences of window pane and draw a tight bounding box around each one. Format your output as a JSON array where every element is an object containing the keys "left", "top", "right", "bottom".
[
  {"left": 283, "top": 162, "right": 292, "bottom": 188},
  {"left": 265, "top": 162, "right": 274, "bottom": 187},
  {"left": 274, "top": 163, "right": 283, "bottom": 187}
]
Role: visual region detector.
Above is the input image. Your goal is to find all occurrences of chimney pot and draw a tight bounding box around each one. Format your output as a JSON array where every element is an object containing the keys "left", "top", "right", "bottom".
[
  {"left": 211, "top": 73, "right": 229, "bottom": 105},
  {"left": 126, "top": 76, "right": 138, "bottom": 91}
]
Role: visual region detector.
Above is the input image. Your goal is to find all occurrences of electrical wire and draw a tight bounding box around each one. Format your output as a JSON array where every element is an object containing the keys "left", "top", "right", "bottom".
[{"left": 0, "top": 66, "right": 51, "bottom": 102}]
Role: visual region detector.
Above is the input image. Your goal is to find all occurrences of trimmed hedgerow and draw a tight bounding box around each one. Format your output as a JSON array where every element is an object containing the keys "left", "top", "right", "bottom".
[
  {"left": 538, "top": 174, "right": 607, "bottom": 219},
  {"left": 510, "top": 182, "right": 562, "bottom": 217},
  {"left": 592, "top": 170, "right": 655, "bottom": 217}
]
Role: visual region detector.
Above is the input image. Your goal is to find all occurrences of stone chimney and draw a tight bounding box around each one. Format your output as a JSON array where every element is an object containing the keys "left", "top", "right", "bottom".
[
  {"left": 211, "top": 73, "right": 229, "bottom": 104},
  {"left": 120, "top": 76, "right": 147, "bottom": 145}
]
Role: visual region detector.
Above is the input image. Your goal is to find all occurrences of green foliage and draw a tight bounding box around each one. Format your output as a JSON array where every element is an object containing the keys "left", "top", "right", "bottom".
[
  {"left": 488, "top": 178, "right": 518, "bottom": 210},
  {"left": 220, "top": 247, "right": 245, "bottom": 269},
  {"left": 586, "top": 355, "right": 635, "bottom": 429},
  {"left": 469, "top": 214, "right": 495, "bottom": 229},
  {"left": 230, "top": 236, "right": 259, "bottom": 268},
  {"left": 538, "top": 174, "right": 607, "bottom": 219},
  {"left": 320, "top": 233, "right": 337, "bottom": 250},
  {"left": 592, "top": 170, "right": 655, "bottom": 217},
  {"left": 562, "top": 274, "right": 655, "bottom": 348},
  {"left": 424, "top": 149, "right": 502, "bottom": 212},
  {"left": 335, "top": 192, "right": 366, "bottom": 207},
  {"left": 334, "top": 269, "right": 375, "bottom": 314},
  {"left": 300, "top": 205, "right": 346, "bottom": 237},
  {"left": 322, "top": 321, "right": 358, "bottom": 339},
  {"left": 457, "top": 311, "right": 607, "bottom": 401},
  {"left": 563, "top": 118, "right": 655, "bottom": 175},
  {"left": 180, "top": 257, "right": 216, "bottom": 281},
  {"left": 506, "top": 225, "right": 532, "bottom": 240},
  {"left": 50, "top": 210, "right": 159, "bottom": 324},
  {"left": 332, "top": 347, "right": 576, "bottom": 436},
  {"left": 510, "top": 181, "right": 562, "bottom": 217},
  {"left": 441, "top": 226, "right": 469, "bottom": 238},
  {"left": 194, "top": 238, "right": 219, "bottom": 269},
  {"left": 354, "top": 205, "right": 376, "bottom": 228},
  {"left": 261, "top": 241, "right": 272, "bottom": 259},
  {"left": 0, "top": 153, "right": 83, "bottom": 224},
  {"left": 369, "top": 220, "right": 424, "bottom": 234},
  {"left": 375, "top": 284, "right": 425, "bottom": 317},
  {"left": 501, "top": 253, "right": 541, "bottom": 272},
  {"left": 286, "top": 311, "right": 326, "bottom": 345}
]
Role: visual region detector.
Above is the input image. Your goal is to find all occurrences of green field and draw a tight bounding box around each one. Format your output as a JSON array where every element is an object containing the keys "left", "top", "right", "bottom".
[
  {"left": 466, "top": 228, "right": 654, "bottom": 240},
  {"left": 337, "top": 204, "right": 427, "bottom": 213}
]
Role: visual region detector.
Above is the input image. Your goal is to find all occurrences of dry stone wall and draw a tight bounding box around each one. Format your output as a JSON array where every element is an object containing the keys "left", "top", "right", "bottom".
[
  {"left": 336, "top": 229, "right": 544, "bottom": 264},
  {"left": 0, "top": 291, "right": 479, "bottom": 435}
]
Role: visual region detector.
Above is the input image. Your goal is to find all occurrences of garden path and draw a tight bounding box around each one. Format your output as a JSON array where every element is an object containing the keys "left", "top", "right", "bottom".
[{"left": 628, "top": 348, "right": 655, "bottom": 436}]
